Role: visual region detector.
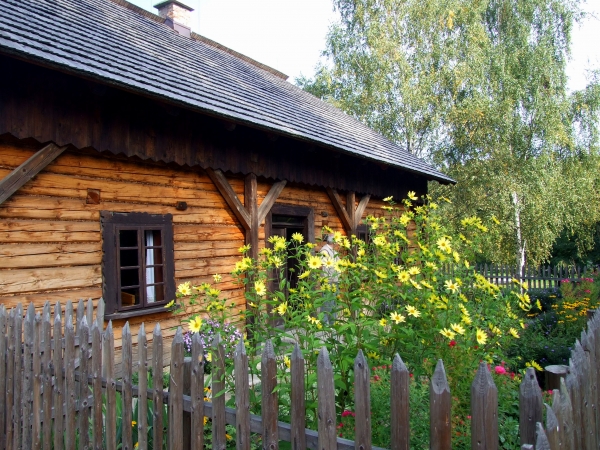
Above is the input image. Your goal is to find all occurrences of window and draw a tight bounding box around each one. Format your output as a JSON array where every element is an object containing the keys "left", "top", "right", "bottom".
[{"left": 101, "top": 212, "right": 175, "bottom": 318}]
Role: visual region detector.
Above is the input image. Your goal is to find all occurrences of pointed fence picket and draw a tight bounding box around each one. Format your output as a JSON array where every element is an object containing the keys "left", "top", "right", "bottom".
[{"left": 2, "top": 300, "right": 600, "bottom": 449}]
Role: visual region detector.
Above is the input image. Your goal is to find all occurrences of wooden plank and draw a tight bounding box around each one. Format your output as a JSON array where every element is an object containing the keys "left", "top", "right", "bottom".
[
  {"left": 32, "top": 312, "right": 42, "bottom": 449},
  {"left": 291, "top": 343, "right": 306, "bottom": 450},
  {"left": 0, "top": 288, "right": 102, "bottom": 311},
  {"left": 0, "top": 265, "right": 102, "bottom": 295},
  {"left": 137, "top": 324, "right": 149, "bottom": 450},
  {"left": 535, "top": 422, "right": 551, "bottom": 450},
  {"left": 567, "top": 358, "right": 583, "bottom": 449},
  {"left": 5, "top": 308, "right": 14, "bottom": 450},
  {"left": 78, "top": 316, "right": 91, "bottom": 448},
  {"left": 22, "top": 304, "right": 34, "bottom": 449},
  {"left": 0, "top": 219, "right": 99, "bottom": 243},
  {"left": 104, "top": 322, "right": 116, "bottom": 450},
  {"left": 183, "top": 357, "right": 192, "bottom": 450},
  {"left": 391, "top": 353, "right": 409, "bottom": 450},
  {"left": 326, "top": 187, "right": 352, "bottom": 234},
  {"left": 0, "top": 306, "right": 7, "bottom": 447},
  {"left": 91, "top": 320, "right": 103, "bottom": 450},
  {"left": 168, "top": 328, "right": 184, "bottom": 450},
  {"left": 262, "top": 340, "right": 278, "bottom": 450},
  {"left": 346, "top": 191, "right": 356, "bottom": 233},
  {"left": 12, "top": 303, "right": 23, "bottom": 450},
  {"left": 580, "top": 332, "right": 597, "bottom": 450},
  {"left": 0, "top": 143, "right": 67, "bottom": 205},
  {"left": 317, "top": 347, "right": 337, "bottom": 450},
  {"left": 234, "top": 339, "right": 250, "bottom": 450},
  {"left": 257, "top": 180, "right": 287, "bottom": 225},
  {"left": 0, "top": 242, "right": 101, "bottom": 269},
  {"left": 206, "top": 168, "right": 251, "bottom": 230},
  {"left": 245, "top": 173, "right": 259, "bottom": 259},
  {"left": 53, "top": 304, "right": 64, "bottom": 450},
  {"left": 520, "top": 367, "right": 543, "bottom": 447},
  {"left": 213, "top": 335, "right": 227, "bottom": 450},
  {"left": 471, "top": 362, "right": 498, "bottom": 450},
  {"left": 354, "top": 350, "right": 372, "bottom": 449},
  {"left": 122, "top": 322, "right": 133, "bottom": 450},
  {"left": 190, "top": 333, "right": 204, "bottom": 450},
  {"left": 430, "top": 359, "right": 451, "bottom": 450},
  {"left": 545, "top": 404, "right": 560, "bottom": 450},
  {"left": 152, "top": 324, "right": 164, "bottom": 449},
  {"left": 354, "top": 195, "right": 371, "bottom": 229},
  {"left": 41, "top": 303, "right": 52, "bottom": 450},
  {"left": 64, "top": 312, "right": 76, "bottom": 450}
]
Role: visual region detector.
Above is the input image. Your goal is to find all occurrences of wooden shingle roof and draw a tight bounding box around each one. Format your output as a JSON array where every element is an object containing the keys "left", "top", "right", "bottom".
[{"left": 0, "top": 0, "right": 453, "bottom": 184}]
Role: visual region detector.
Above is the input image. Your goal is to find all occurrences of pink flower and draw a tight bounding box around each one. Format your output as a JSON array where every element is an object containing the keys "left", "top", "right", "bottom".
[
  {"left": 373, "top": 375, "right": 381, "bottom": 382},
  {"left": 341, "top": 410, "right": 353, "bottom": 417},
  {"left": 449, "top": 340, "right": 457, "bottom": 348},
  {"left": 494, "top": 366, "right": 507, "bottom": 375}
]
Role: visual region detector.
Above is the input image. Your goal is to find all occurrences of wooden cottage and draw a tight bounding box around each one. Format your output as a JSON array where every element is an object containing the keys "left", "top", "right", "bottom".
[{"left": 0, "top": 0, "right": 452, "bottom": 360}]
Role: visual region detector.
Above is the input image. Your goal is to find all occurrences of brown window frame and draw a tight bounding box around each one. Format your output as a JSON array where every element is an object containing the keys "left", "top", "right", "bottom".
[{"left": 101, "top": 211, "right": 175, "bottom": 319}]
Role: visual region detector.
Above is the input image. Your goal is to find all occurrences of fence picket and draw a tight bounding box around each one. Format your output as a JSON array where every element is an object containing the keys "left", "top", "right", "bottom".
[
  {"left": 64, "top": 312, "right": 76, "bottom": 450},
  {"left": 41, "top": 303, "right": 52, "bottom": 450},
  {"left": 580, "top": 332, "right": 597, "bottom": 450},
  {"left": 5, "top": 309, "right": 15, "bottom": 450},
  {"left": 79, "top": 316, "right": 91, "bottom": 449},
  {"left": 86, "top": 298, "right": 94, "bottom": 329},
  {"left": 12, "top": 303, "right": 22, "bottom": 450},
  {"left": 567, "top": 356, "right": 583, "bottom": 449},
  {"left": 430, "top": 359, "right": 451, "bottom": 450},
  {"left": 317, "top": 346, "right": 337, "bottom": 450},
  {"left": 169, "top": 328, "right": 184, "bottom": 450},
  {"left": 91, "top": 320, "right": 103, "bottom": 450},
  {"left": 234, "top": 338, "right": 250, "bottom": 450},
  {"left": 535, "top": 422, "right": 551, "bottom": 450},
  {"left": 104, "top": 321, "right": 116, "bottom": 450},
  {"left": 32, "top": 313, "right": 42, "bottom": 449},
  {"left": 122, "top": 322, "right": 134, "bottom": 450},
  {"left": 152, "top": 324, "right": 164, "bottom": 450},
  {"left": 391, "top": 354, "right": 409, "bottom": 450},
  {"left": 545, "top": 404, "right": 560, "bottom": 450},
  {"left": 354, "top": 350, "right": 372, "bottom": 449},
  {"left": 52, "top": 304, "right": 64, "bottom": 450},
  {"left": 0, "top": 306, "right": 6, "bottom": 447},
  {"left": 557, "top": 378, "right": 575, "bottom": 449},
  {"left": 137, "top": 323, "right": 148, "bottom": 450},
  {"left": 191, "top": 333, "right": 204, "bottom": 450},
  {"left": 519, "top": 367, "right": 542, "bottom": 447},
  {"left": 471, "top": 362, "right": 498, "bottom": 449},
  {"left": 22, "top": 304, "right": 34, "bottom": 449},
  {"left": 291, "top": 343, "right": 306, "bottom": 450},
  {"left": 213, "top": 334, "right": 227, "bottom": 450}
]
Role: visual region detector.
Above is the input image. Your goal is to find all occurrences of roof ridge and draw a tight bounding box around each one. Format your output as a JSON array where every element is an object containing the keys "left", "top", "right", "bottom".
[{"left": 107, "top": 0, "right": 288, "bottom": 80}]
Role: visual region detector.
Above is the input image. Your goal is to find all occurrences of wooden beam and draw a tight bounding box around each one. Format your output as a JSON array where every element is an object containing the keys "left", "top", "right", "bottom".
[
  {"left": 257, "top": 180, "right": 287, "bottom": 225},
  {"left": 0, "top": 143, "right": 68, "bottom": 205},
  {"left": 346, "top": 191, "right": 356, "bottom": 234},
  {"left": 206, "top": 168, "right": 251, "bottom": 231},
  {"left": 326, "top": 187, "right": 352, "bottom": 233},
  {"left": 354, "top": 195, "right": 371, "bottom": 229},
  {"left": 245, "top": 173, "right": 258, "bottom": 260}
]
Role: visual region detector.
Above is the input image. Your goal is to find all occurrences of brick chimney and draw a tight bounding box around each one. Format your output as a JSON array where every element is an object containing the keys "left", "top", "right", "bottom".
[{"left": 154, "top": 1, "right": 193, "bottom": 38}]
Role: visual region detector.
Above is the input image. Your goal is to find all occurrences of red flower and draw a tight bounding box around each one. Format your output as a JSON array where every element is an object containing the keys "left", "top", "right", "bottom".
[
  {"left": 373, "top": 375, "right": 381, "bottom": 381},
  {"left": 341, "top": 410, "right": 353, "bottom": 417},
  {"left": 449, "top": 340, "right": 457, "bottom": 348},
  {"left": 467, "top": 415, "right": 472, "bottom": 420},
  {"left": 494, "top": 366, "right": 507, "bottom": 375}
]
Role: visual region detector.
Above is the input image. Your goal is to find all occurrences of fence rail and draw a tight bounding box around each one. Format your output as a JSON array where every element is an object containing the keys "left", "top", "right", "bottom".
[{"left": 1, "top": 299, "right": 600, "bottom": 449}]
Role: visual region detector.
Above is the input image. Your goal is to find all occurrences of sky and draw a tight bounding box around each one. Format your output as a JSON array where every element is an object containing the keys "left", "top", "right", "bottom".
[{"left": 131, "top": 0, "right": 599, "bottom": 91}]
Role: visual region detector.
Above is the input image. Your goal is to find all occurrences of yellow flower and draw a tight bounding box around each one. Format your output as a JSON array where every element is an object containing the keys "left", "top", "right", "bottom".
[
  {"left": 165, "top": 299, "right": 175, "bottom": 309},
  {"left": 308, "top": 316, "right": 321, "bottom": 327},
  {"left": 188, "top": 316, "right": 202, "bottom": 333},
  {"left": 390, "top": 312, "right": 405, "bottom": 324},
  {"left": 425, "top": 261, "right": 438, "bottom": 271},
  {"left": 409, "top": 279, "right": 422, "bottom": 290},
  {"left": 420, "top": 280, "right": 433, "bottom": 289},
  {"left": 276, "top": 302, "right": 288, "bottom": 316},
  {"left": 204, "top": 416, "right": 208, "bottom": 426},
  {"left": 476, "top": 329, "right": 487, "bottom": 345},
  {"left": 536, "top": 300, "right": 542, "bottom": 311},
  {"left": 274, "top": 240, "right": 286, "bottom": 251},
  {"left": 372, "top": 236, "right": 387, "bottom": 247},
  {"left": 436, "top": 237, "right": 452, "bottom": 254},
  {"left": 212, "top": 274, "right": 222, "bottom": 283},
  {"left": 407, "top": 191, "right": 418, "bottom": 201},
  {"left": 367, "top": 351, "right": 379, "bottom": 360},
  {"left": 208, "top": 288, "right": 221, "bottom": 297},
  {"left": 398, "top": 271, "right": 410, "bottom": 283},
  {"left": 526, "top": 360, "right": 543, "bottom": 371},
  {"left": 177, "top": 282, "right": 192, "bottom": 296},
  {"left": 238, "top": 244, "right": 251, "bottom": 253},
  {"left": 298, "top": 270, "right": 311, "bottom": 280},
  {"left": 440, "top": 328, "right": 456, "bottom": 340},
  {"left": 379, "top": 318, "right": 387, "bottom": 327},
  {"left": 452, "top": 251, "right": 460, "bottom": 263},
  {"left": 406, "top": 305, "right": 421, "bottom": 317},
  {"left": 491, "top": 215, "right": 500, "bottom": 225},
  {"left": 444, "top": 280, "right": 459, "bottom": 293},
  {"left": 450, "top": 323, "right": 465, "bottom": 335},
  {"left": 291, "top": 232, "right": 304, "bottom": 242},
  {"left": 509, "top": 328, "right": 520, "bottom": 338},
  {"left": 132, "top": 420, "right": 137, "bottom": 427},
  {"left": 284, "top": 356, "right": 291, "bottom": 368},
  {"left": 307, "top": 255, "right": 322, "bottom": 269},
  {"left": 383, "top": 196, "right": 393, "bottom": 202},
  {"left": 357, "top": 248, "right": 365, "bottom": 257},
  {"left": 408, "top": 266, "right": 421, "bottom": 276},
  {"left": 226, "top": 434, "right": 232, "bottom": 441},
  {"left": 399, "top": 214, "right": 412, "bottom": 226},
  {"left": 248, "top": 301, "right": 257, "bottom": 308},
  {"left": 254, "top": 280, "right": 266, "bottom": 297},
  {"left": 374, "top": 270, "right": 387, "bottom": 279},
  {"left": 206, "top": 353, "right": 212, "bottom": 362}
]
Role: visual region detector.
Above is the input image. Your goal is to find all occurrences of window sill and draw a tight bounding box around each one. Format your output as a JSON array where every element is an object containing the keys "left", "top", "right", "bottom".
[{"left": 104, "top": 304, "right": 178, "bottom": 321}]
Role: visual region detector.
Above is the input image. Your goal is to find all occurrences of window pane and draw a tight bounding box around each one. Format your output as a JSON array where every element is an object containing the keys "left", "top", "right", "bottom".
[
  {"left": 120, "top": 229, "right": 138, "bottom": 248},
  {"left": 120, "top": 268, "right": 139, "bottom": 287},
  {"left": 121, "top": 288, "right": 140, "bottom": 307},
  {"left": 146, "top": 284, "right": 165, "bottom": 303},
  {"left": 146, "top": 247, "right": 163, "bottom": 265},
  {"left": 120, "top": 249, "right": 139, "bottom": 267},
  {"left": 145, "top": 229, "right": 162, "bottom": 247}
]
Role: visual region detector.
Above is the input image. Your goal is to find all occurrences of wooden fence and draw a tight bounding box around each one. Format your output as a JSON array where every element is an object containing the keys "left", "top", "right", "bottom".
[{"left": 2, "top": 300, "right": 600, "bottom": 449}]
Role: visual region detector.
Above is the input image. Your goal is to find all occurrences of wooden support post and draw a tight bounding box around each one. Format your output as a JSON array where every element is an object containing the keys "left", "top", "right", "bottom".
[
  {"left": 257, "top": 180, "right": 287, "bottom": 224},
  {"left": 346, "top": 191, "right": 356, "bottom": 235},
  {"left": 326, "top": 188, "right": 370, "bottom": 237},
  {"left": 520, "top": 367, "right": 543, "bottom": 447},
  {"left": 326, "top": 188, "right": 352, "bottom": 233},
  {"left": 245, "top": 173, "right": 258, "bottom": 260},
  {"left": 206, "top": 168, "right": 251, "bottom": 230},
  {"left": 0, "top": 143, "right": 68, "bottom": 205}
]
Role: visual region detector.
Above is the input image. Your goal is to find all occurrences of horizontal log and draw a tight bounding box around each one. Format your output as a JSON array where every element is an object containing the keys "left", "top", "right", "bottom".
[
  {"left": 175, "top": 256, "right": 240, "bottom": 272},
  {"left": 0, "top": 242, "right": 101, "bottom": 268},
  {"left": 0, "top": 265, "right": 101, "bottom": 295},
  {"left": 0, "top": 287, "right": 102, "bottom": 309},
  {"left": 174, "top": 225, "right": 244, "bottom": 242}
]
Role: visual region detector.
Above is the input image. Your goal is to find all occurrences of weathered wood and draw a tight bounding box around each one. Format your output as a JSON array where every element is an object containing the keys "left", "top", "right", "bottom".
[
  {"left": 5, "top": 308, "right": 15, "bottom": 450},
  {"left": 580, "top": 332, "right": 597, "bottom": 450},
  {"left": 183, "top": 357, "right": 193, "bottom": 449},
  {"left": 326, "top": 187, "right": 353, "bottom": 234},
  {"left": 556, "top": 378, "right": 575, "bottom": 450},
  {"left": 519, "top": 367, "right": 543, "bottom": 447},
  {"left": 257, "top": 180, "right": 287, "bottom": 225},
  {"left": 190, "top": 333, "right": 204, "bottom": 450},
  {"left": 86, "top": 297, "right": 94, "bottom": 329},
  {"left": 91, "top": 320, "right": 103, "bottom": 450},
  {"left": 430, "top": 359, "right": 451, "bottom": 450},
  {"left": 346, "top": 191, "right": 356, "bottom": 234},
  {"left": 0, "top": 143, "right": 68, "bottom": 205},
  {"left": 317, "top": 346, "right": 337, "bottom": 450},
  {"left": 0, "top": 306, "right": 7, "bottom": 447},
  {"left": 391, "top": 353, "right": 409, "bottom": 450},
  {"left": 245, "top": 172, "right": 259, "bottom": 259},
  {"left": 32, "top": 312, "right": 42, "bottom": 449},
  {"left": 41, "top": 303, "right": 52, "bottom": 450},
  {"left": 206, "top": 168, "right": 251, "bottom": 230},
  {"left": 64, "top": 314, "right": 76, "bottom": 450},
  {"left": 122, "top": 322, "right": 133, "bottom": 450},
  {"left": 535, "top": 422, "right": 551, "bottom": 450},
  {"left": 291, "top": 343, "right": 306, "bottom": 450},
  {"left": 96, "top": 298, "right": 105, "bottom": 330},
  {"left": 52, "top": 304, "right": 64, "bottom": 450},
  {"left": 168, "top": 328, "right": 184, "bottom": 450},
  {"left": 566, "top": 358, "right": 583, "bottom": 450},
  {"left": 593, "top": 314, "right": 600, "bottom": 446},
  {"left": 12, "top": 303, "right": 22, "bottom": 450},
  {"left": 234, "top": 339, "right": 250, "bottom": 450},
  {"left": 354, "top": 350, "right": 372, "bottom": 450},
  {"left": 152, "top": 324, "right": 164, "bottom": 450},
  {"left": 471, "top": 362, "right": 498, "bottom": 450},
  {"left": 137, "top": 323, "right": 148, "bottom": 450},
  {"left": 78, "top": 316, "right": 90, "bottom": 449},
  {"left": 22, "top": 304, "right": 34, "bottom": 449},
  {"left": 104, "top": 321, "right": 116, "bottom": 450},
  {"left": 212, "top": 335, "right": 227, "bottom": 450},
  {"left": 545, "top": 404, "right": 560, "bottom": 450},
  {"left": 544, "top": 365, "right": 568, "bottom": 391},
  {"left": 354, "top": 194, "right": 371, "bottom": 229}
]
